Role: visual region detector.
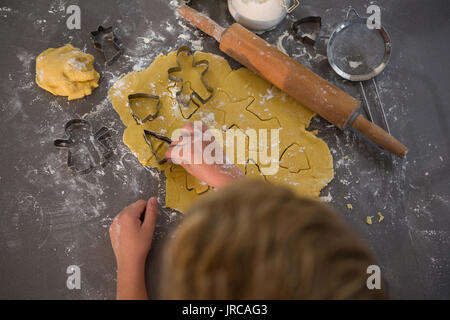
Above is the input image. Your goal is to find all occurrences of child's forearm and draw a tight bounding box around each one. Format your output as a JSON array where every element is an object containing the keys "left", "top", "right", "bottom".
[
  {"left": 212, "top": 163, "right": 246, "bottom": 188},
  {"left": 116, "top": 260, "right": 148, "bottom": 300},
  {"left": 110, "top": 197, "right": 158, "bottom": 300}
]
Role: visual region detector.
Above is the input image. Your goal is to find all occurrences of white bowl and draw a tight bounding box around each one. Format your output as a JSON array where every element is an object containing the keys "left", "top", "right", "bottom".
[{"left": 228, "top": 0, "right": 290, "bottom": 32}]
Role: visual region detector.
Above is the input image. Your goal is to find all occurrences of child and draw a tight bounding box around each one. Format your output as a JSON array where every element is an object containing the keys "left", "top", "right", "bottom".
[{"left": 109, "top": 122, "right": 386, "bottom": 299}]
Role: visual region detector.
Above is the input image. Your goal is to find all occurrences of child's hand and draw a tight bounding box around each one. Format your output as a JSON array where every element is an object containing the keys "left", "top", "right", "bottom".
[
  {"left": 109, "top": 197, "right": 158, "bottom": 268},
  {"left": 165, "top": 122, "right": 245, "bottom": 188},
  {"left": 109, "top": 197, "right": 158, "bottom": 300}
]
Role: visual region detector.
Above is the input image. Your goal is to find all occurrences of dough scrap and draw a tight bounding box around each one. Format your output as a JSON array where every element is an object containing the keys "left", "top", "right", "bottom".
[
  {"left": 108, "top": 50, "right": 334, "bottom": 213},
  {"left": 36, "top": 44, "right": 99, "bottom": 100}
]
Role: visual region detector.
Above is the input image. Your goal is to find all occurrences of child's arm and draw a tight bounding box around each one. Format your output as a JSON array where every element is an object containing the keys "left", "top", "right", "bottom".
[
  {"left": 109, "top": 122, "right": 241, "bottom": 299},
  {"left": 165, "top": 122, "right": 245, "bottom": 188},
  {"left": 109, "top": 197, "right": 158, "bottom": 300}
]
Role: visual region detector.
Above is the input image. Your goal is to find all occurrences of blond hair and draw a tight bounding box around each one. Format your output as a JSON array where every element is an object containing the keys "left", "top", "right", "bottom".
[{"left": 161, "top": 179, "right": 386, "bottom": 299}]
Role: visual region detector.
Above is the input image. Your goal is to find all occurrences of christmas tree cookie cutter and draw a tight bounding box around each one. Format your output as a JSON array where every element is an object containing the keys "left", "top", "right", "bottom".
[{"left": 143, "top": 129, "right": 172, "bottom": 165}]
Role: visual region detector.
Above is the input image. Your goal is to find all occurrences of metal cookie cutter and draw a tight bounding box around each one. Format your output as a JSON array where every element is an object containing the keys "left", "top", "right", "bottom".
[
  {"left": 143, "top": 129, "right": 172, "bottom": 165},
  {"left": 292, "top": 16, "right": 322, "bottom": 46},
  {"left": 54, "top": 119, "right": 112, "bottom": 174},
  {"left": 168, "top": 46, "right": 214, "bottom": 114},
  {"left": 90, "top": 26, "right": 123, "bottom": 65},
  {"left": 128, "top": 93, "right": 161, "bottom": 125}
]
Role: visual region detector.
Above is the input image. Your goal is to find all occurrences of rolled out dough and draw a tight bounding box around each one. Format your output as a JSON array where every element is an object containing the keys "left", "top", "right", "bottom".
[
  {"left": 35, "top": 44, "right": 99, "bottom": 100},
  {"left": 108, "top": 50, "right": 334, "bottom": 213}
]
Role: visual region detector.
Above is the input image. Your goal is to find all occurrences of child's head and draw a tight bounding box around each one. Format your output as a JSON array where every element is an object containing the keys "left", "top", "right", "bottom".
[{"left": 161, "top": 179, "right": 386, "bottom": 299}]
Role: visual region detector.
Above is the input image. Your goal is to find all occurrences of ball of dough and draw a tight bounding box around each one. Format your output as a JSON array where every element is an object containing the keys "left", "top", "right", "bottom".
[{"left": 36, "top": 44, "right": 100, "bottom": 100}]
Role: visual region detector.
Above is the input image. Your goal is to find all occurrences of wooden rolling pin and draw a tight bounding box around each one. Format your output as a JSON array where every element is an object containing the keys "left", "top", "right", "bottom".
[{"left": 178, "top": 5, "right": 408, "bottom": 158}]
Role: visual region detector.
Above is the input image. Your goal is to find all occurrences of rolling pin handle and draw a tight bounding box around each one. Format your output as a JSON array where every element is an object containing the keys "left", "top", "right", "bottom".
[
  {"left": 178, "top": 5, "right": 226, "bottom": 42},
  {"left": 351, "top": 114, "right": 408, "bottom": 158}
]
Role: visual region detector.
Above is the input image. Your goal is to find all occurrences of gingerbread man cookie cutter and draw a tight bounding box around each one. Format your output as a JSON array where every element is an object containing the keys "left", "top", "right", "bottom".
[
  {"left": 168, "top": 46, "right": 214, "bottom": 113},
  {"left": 54, "top": 119, "right": 112, "bottom": 174}
]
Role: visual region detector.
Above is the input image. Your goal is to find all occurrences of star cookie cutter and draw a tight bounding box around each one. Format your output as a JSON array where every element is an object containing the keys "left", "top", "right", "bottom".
[
  {"left": 54, "top": 119, "right": 112, "bottom": 174},
  {"left": 128, "top": 93, "right": 161, "bottom": 125},
  {"left": 143, "top": 129, "right": 172, "bottom": 165},
  {"left": 90, "top": 26, "right": 123, "bottom": 65},
  {"left": 168, "top": 46, "right": 214, "bottom": 114}
]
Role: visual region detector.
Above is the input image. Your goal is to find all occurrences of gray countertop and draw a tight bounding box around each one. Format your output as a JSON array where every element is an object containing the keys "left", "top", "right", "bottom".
[{"left": 0, "top": 0, "right": 449, "bottom": 299}]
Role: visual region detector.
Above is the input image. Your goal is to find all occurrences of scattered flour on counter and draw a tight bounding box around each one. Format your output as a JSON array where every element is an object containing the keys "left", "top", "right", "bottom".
[
  {"left": 169, "top": 0, "right": 184, "bottom": 10},
  {"left": 17, "top": 51, "right": 34, "bottom": 72},
  {"left": 48, "top": 0, "right": 66, "bottom": 14},
  {"left": 320, "top": 192, "right": 333, "bottom": 202},
  {"left": 177, "top": 19, "right": 204, "bottom": 51},
  {"left": 165, "top": 21, "right": 175, "bottom": 33},
  {"left": 137, "top": 29, "right": 166, "bottom": 44},
  {"left": 275, "top": 30, "right": 327, "bottom": 65},
  {"left": 276, "top": 30, "right": 292, "bottom": 54},
  {"left": 0, "top": 7, "right": 15, "bottom": 18},
  {"left": 132, "top": 59, "right": 149, "bottom": 72}
]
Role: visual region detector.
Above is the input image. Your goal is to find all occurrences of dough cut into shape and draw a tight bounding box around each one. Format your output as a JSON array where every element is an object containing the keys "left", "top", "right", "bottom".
[
  {"left": 36, "top": 44, "right": 100, "bottom": 100},
  {"left": 109, "top": 50, "right": 334, "bottom": 213}
]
